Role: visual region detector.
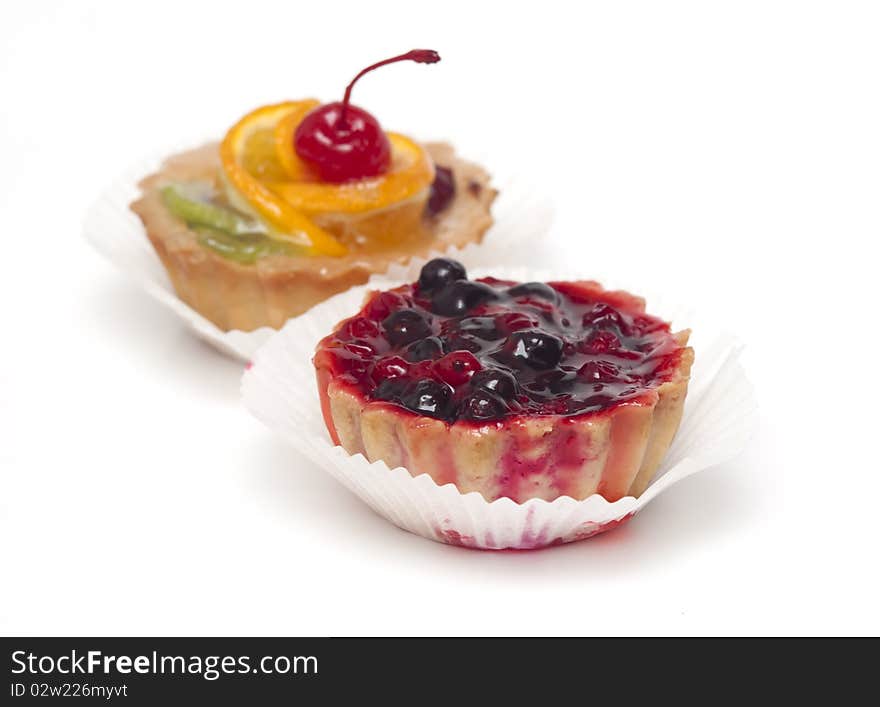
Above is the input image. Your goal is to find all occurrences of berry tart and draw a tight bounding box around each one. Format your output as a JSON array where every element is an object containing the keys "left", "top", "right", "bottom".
[
  {"left": 130, "top": 51, "right": 496, "bottom": 332},
  {"left": 313, "top": 259, "right": 694, "bottom": 503}
]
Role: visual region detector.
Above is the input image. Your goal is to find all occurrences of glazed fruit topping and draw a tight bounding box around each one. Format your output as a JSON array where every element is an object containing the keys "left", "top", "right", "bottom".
[
  {"left": 400, "top": 379, "right": 453, "bottom": 419},
  {"left": 370, "top": 355, "right": 410, "bottom": 383},
  {"left": 459, "top": 389, "right": 508, "bottom": 421},
  {"left": 315, "top": 258, "right": 685, "bottom": 422},
  {"left": 427, "top": 165, "right": 456, "bottom": 215},
  {"left": 161, "top": 184, "right": 305, "bottom": 263},
  {"left": 434, "top": 350, "right": 482, "bottom": 386},
  {"left": 499, "top": 330, "right": 564, "bottom": 370},
  {"left": 294, "top": 50, "right": 441, "bottom": 183},
  {"left": 583, "top": 329, "right": 621, "bottom": 354},
  {"left": 381, "top": 309, "right": 432, "bottom": 347},
  {"left": 470, "top": 368, "right": 518, "bottom": 399},
  {"left": 405, "top": 336, "right": 444, "bottom": 362},
  {"left": 431, "top": 279, "right": 499, "bottom": 316},
  {"left": 417, "top": 257, "right": 467, "bottom": 293}
]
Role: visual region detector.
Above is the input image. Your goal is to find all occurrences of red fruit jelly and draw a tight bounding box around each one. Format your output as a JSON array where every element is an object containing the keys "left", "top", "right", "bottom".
[{"left": 314, "top": 259, "right": 685, "bottom": 423}]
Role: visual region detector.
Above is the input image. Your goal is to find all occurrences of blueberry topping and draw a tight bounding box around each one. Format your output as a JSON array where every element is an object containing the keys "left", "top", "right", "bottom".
[
  {"left": 456, "top": 316, "right": 500, "bottom": 341},
  {"left": 507, "top": 281, "right": 559, "bottom": 302},
  {"left": 404, "top": 336, "right": 444, "bottom": 362},
  {"left": 418, "top": 257, "right": 467, "bottom": 294},
  {"left": 401, "top": 379, "right": 453, "bottom": 419},
  {"left": 320, "top": 272, "right": 682, "bottom": 422},
  {"left": 372, "top": 378, "right": 407, "bottom": 402},
  {"left": 426, "top": 166, "right": 456, "bottom": 216},
  {"left": 441, "top": 335, "right": 482, "bottom": 354},
  {"left": 382, "top": 309, "right": 432, "bottom": 347},
  {"left": 431, "top": 280, "right": 498, "bottom": 316},
  {"left": 459, "top": 389, "right": 507, "bottom": 421},
  {"left": 470, "top": 368, "right": 518, "bottom": 400},
  {"left": 528, "top": 369, "right": 577, "bottom": 394},
  {"left": 501, "top": 330, "right": 564, "bottom": 370}
]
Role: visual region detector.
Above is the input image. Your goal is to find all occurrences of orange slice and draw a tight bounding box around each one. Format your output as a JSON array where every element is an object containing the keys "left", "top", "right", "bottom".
[
  {"left": 274, "top": 101, "right": 321, "bottom": 181},
  {"left": 268, "top": 133, "right": 434, "bottom": 215},
  {"left": 220, "top": 102, "right": 347, "bottom": 257}
]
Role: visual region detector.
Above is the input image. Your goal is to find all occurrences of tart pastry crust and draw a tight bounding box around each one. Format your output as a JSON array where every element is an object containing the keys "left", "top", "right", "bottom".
[{"left": 318, "top": 335, "right": 692, "bottom": 503}]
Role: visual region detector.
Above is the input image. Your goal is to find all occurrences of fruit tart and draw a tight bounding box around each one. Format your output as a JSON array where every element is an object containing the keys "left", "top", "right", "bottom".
[
  {"left": 314, "top": 259, "right": 694, "bottom": 503},
  {"left": 131, "top": 51, "right": 496, "bottom": 332}
]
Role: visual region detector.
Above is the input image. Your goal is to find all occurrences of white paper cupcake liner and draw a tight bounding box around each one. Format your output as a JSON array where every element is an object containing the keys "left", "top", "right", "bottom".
[
  {"left": 242, "top": 260, "right": 757, "bottom": 550},
  {"left": 82, "top": 140, "right": 554, "bottom": 362}
]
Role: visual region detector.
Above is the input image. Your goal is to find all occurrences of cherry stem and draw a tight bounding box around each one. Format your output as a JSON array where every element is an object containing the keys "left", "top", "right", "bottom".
[{"left": 339, "top": 49, "right": 441, "bottom": 124}]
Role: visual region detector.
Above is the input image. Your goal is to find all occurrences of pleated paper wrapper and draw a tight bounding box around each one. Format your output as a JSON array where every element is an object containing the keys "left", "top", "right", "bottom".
[
  {"left": 242, "top": 261, "right": 756, "bottom": 550},
  {"left": 82, "top": 141, "right": 553, "bottom": 362}
]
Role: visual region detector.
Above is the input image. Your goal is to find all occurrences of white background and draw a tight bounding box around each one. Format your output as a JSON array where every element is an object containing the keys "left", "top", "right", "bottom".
[{"left": 1, "top": 0, "right": 878, "bottom": 636}]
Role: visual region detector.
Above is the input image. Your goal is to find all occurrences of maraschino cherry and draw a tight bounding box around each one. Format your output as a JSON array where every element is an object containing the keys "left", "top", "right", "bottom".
[{"left": 294, "top": 50, "right": 441, "bottom": 183}]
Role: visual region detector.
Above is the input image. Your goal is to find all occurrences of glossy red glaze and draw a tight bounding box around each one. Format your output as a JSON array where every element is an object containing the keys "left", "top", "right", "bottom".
[{"left": 313, "top": 265, "right": 684, "bottom": 424}]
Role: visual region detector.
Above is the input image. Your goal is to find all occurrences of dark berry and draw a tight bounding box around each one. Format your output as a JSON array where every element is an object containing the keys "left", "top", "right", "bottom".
[
  {"left": 426, "top": 166, "right": 456, "bottom": 215},
  {"left": 470, "top": 368, "right": 518, "bottom": 400},
  {"left": 502, "top": 330, "right": 564, "bottom": 370},
  {"left": 404, "top": 336, "right": 444, "bottom": 362},
  {"left": 417, "top": 257, "right": 467, "bottom": 294},
  {"left": 530, "top": 369, "right": 576, "bottom": 394},
  {"left": 441, "top": 335, "right": 482, "bottom": 354},
  {"left": 457, "top": 316, "right": 500, "bottom": 340},
  {"left": 431, "top": 280, "right": 498, "bottom": 316},
  {"left": 507, "top": 281, "right": 559, "bottom": 302},
  {"left": 382, "top": 309, "right": 432, "bottom": 347},
  {"left": 459, "top": 389, "right": 507, "bottom": 421},
  {"left": 400, "top": 379, "right": 453, "bottom": 419},
  {"left": 433, "top": 350, "right": 482, "bottom": 386},
  {"left": 372, "top": 378, "right": 407, "bottom": 402}
]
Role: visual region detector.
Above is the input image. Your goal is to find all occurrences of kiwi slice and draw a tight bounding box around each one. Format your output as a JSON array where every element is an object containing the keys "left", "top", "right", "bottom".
[
  {"left": 161, "top": 183, "right": 262, "bottom": 236},
  {"left": 194, "top": 226, "right": 300, "bottom": 265},
  {"left": 160, "top": 183, "right": 302, "bottom": 264}
]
